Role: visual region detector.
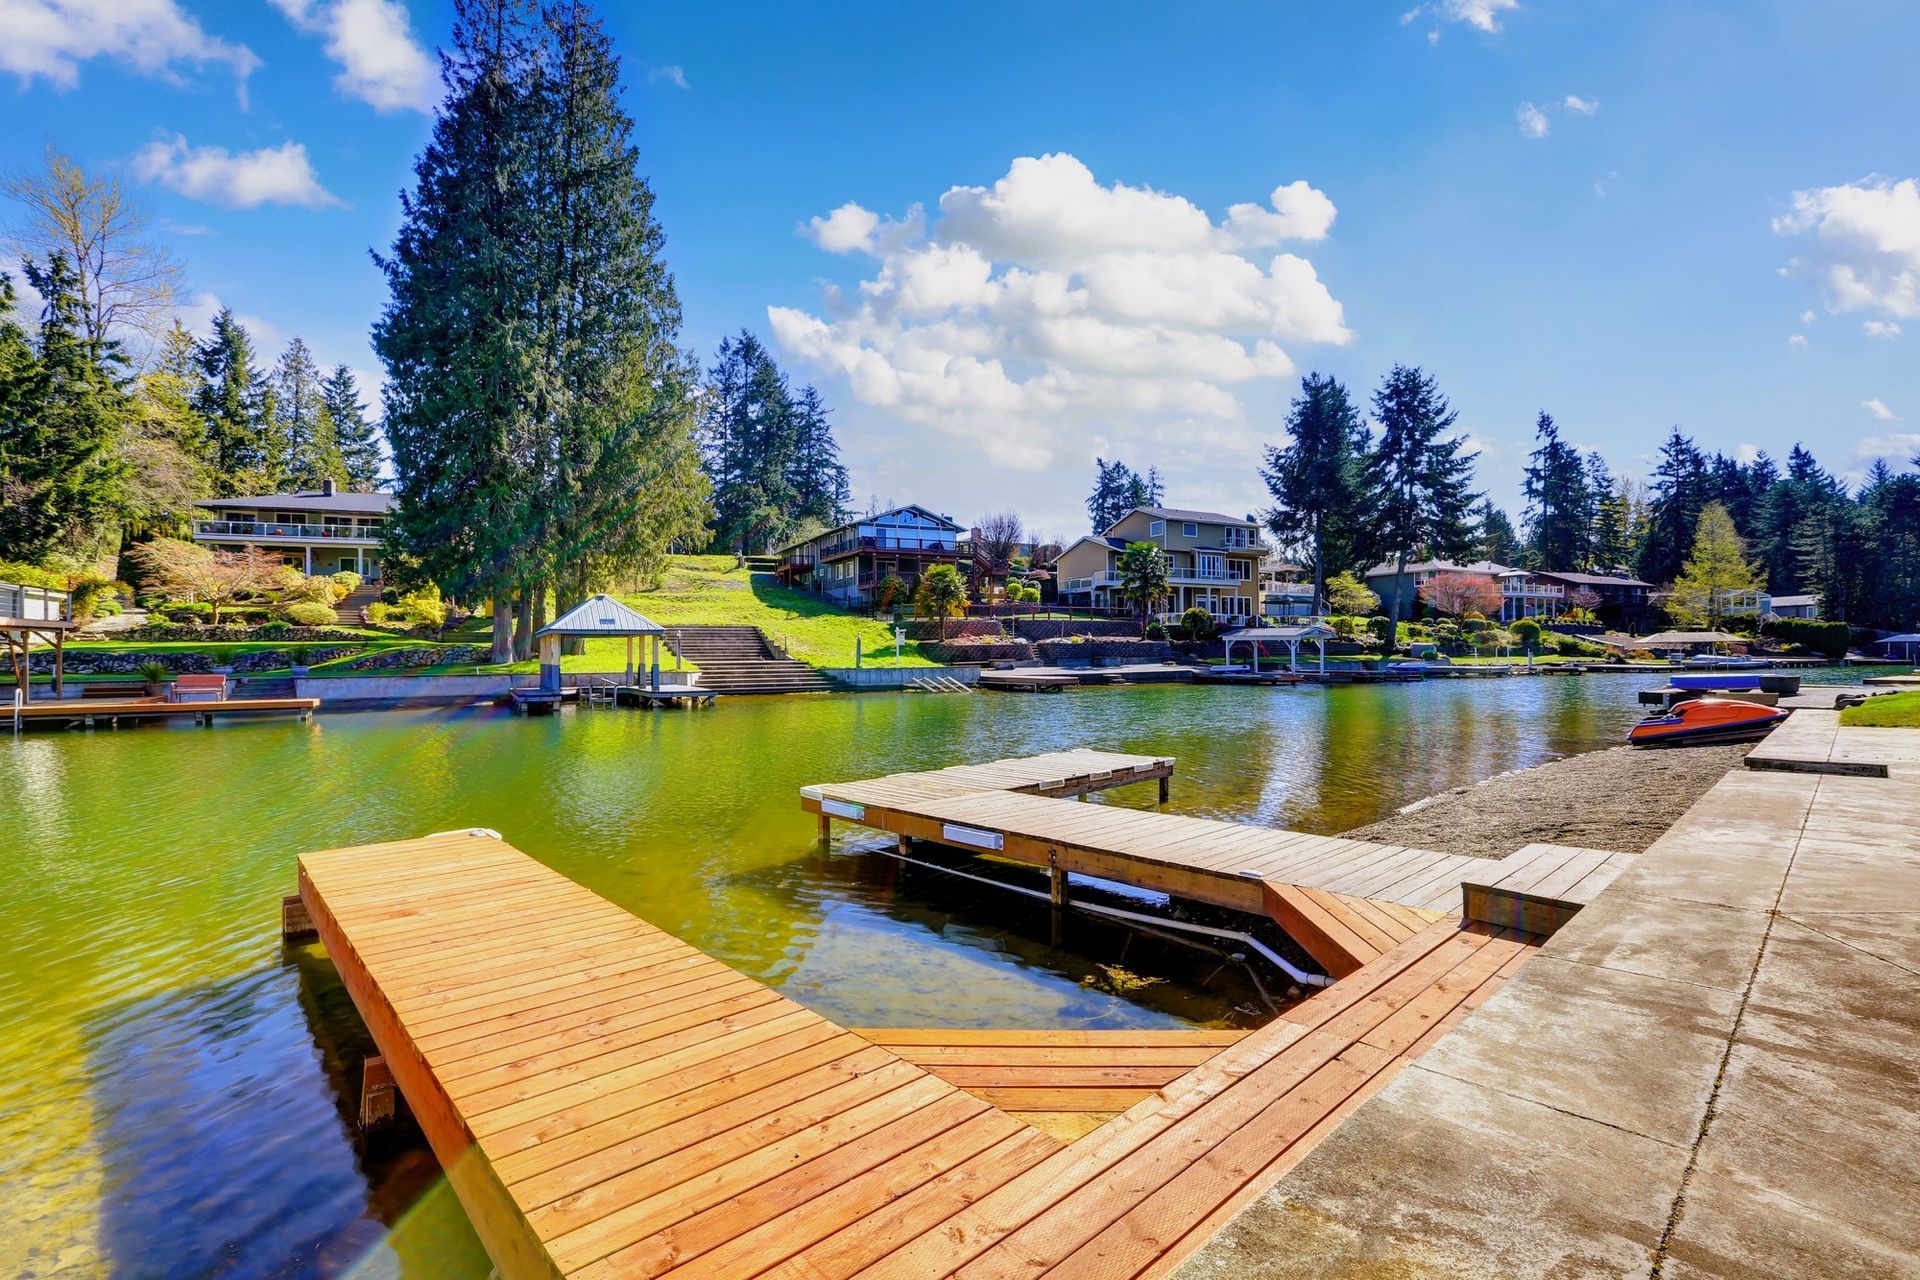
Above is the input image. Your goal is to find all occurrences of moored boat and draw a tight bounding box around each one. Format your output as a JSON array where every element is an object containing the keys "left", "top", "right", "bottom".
[{"left": 1627, "top": 696, "right": 1788, "bottom": 747}]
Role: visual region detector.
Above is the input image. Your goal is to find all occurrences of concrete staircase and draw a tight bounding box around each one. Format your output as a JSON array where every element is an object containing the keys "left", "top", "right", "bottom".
[
  {"left": 234, "top": 675, "right": 298, "bottom": 699},
  {"left": 667, "top": 625, "right": 838, "bottom": 695},
  {"left": 335, "top": 583, "right": 383, "bottom": 625}
]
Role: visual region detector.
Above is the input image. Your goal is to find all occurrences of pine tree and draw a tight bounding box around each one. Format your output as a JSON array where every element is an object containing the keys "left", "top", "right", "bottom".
[
  {"left": 1667, "top": 502, "right": 1763, "bottom": 631},
  {"left": 1520, "top": 412, "right": 1592, "bottom": 570},
  {"left": 121, "top": 320, "right": 214, "bottom": 540},
  {"left": 531, "top": 0, "right": 710, "bottom": 613},
  {"left": 701, "top": 330, "right": 799, "bottom": 554},
  {"left": 272, "top": 337, "right": 343, "bottom": 490},
  {"left": 322, "top": 364, "right": 383, "bottom": 488},
  {"left": 1142, "top": 466, "right": 1166, "bottom": 506},
  {"left": 1857, "top": 460, "right": 1920, "bottom": 629},
  {"left": 1087, "top": 458, "right": 1139, "bottom": 531},
  {"left": 1638, "top": 429, "right": 1708, "bottom": 584},
  {"left": 1472, "top": 499, "right": 1520, "bottom": 565},
  {"left": 0, "top": 255, "right": 130, "bottom": 563},
  {"left": 193, "top": 308, "right": 275, "bottom": 494},
  {"left": 784, "top": 383, "right": 850, "bottom": 528},
  {"left": 1590, "top": 473, "right": 1635, "bottom": 574},
  {"left": 1261, "top": 372, "right": 1369, "bottom": 615},
  {"left": 1364, "top": 364, "right": 1479, "bottom": 651}
]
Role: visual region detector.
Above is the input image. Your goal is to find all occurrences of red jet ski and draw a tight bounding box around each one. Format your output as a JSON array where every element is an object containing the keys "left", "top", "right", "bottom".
[{"left": 1628, "top": 696, "right": 1788, "bottom": 747}]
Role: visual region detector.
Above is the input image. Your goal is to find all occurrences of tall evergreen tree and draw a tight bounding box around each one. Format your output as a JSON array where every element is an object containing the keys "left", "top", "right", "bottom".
[
  {"left": 1637, "top": 428, "right": 1709, "bottom": 584},
  {"left": 1857, "top": 460, "right": 1920, "bottom": 629},
  {"left": 1472, "top": 499, "right": 1520, "bottom": 565},
  {"left": 782, "top": 384, "right": 850, "bottom": 530},
  {"left": 1667, "top": 502, "right": 1763, "bottom": 631},
  {"left": 322, "top": 364, "right": 383, "bottom": 488},
  {"left": 1087, "top": 458, "right": 1139, "bottom": 531},
  {"left": 0, "top": 256, "right": 130, "bottom": 562},
  {"left": 193, "top": 308, "right": 275, "bottom": 494},
  {"left": 701, "top": 330, "right": 799, "bottom": 555},
  {"left": 1520, "top": 412, "right": 1592, "bottom": 570},
  {"left": 1364, "top": 364, "right": 1479, "bottom": 651},
  {"left": 121, "top": 320, "right": 213, "bottom": 541},
  {"left": 1142, "top": 466, "right": 1166, "bottom": 507},
  {"left": 273, "top": 337, "right": 342, "bottom": 490},
  {"left": 1261, "top": 372, "right": 1369, "bottom": 615},
  {"left": 1590, "top": 471, "right": 1635, "bottom": 574},
  {"left": 376, "top": 0, "right": 548, "bottom": 660}
]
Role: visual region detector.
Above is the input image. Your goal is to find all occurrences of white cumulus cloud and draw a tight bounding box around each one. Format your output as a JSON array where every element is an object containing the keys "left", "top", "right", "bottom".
[
  {"left": 771, "top": 153, "right": 1349, "bottom": 474},
  {"left": 269, "top": 0, "right": 436, "bottom": 113},
  {"left": 1562, "top": 94, "right": 1599, "bottom": 115},
  {"left": 0, "top": 0, "right": 258, "bottom": 103},
  {"left": 1788, "top": 333, "right": 1808, "bottom": 348},
  {"left": 132, "top": 134, "right": 343, "bottom": 209},
  {"left": 1404, "top": 0, "right": 1520, "bottom": 34},
  {"left": 1516, "top": 102, "right": 1550, "bottom": 139},
  {"left": 1773, "top": 176, "right": 1920, "bottom": 318},
  {"left": 1864, "top": 319, "right": 1902, "bottom": 339},
  {"left": 1862, "top": 398, "right": 1901, "bottom": 421}
]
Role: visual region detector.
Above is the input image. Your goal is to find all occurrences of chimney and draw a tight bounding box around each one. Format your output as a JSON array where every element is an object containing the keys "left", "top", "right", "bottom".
[{"left": 322, "top": 476, "right": 336, "bottom": 497}]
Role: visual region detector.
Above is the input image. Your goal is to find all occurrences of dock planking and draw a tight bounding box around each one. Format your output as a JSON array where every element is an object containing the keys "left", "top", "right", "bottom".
[
  {"left": 16, "top": 694, "right": 319, "bottom": 724},
  {"left": 300, "top": 831, "right": 1542, "bottom": 1280}
]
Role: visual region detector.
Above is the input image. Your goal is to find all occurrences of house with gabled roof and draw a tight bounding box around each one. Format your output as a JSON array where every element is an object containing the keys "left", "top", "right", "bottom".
[
  {"left": 1055, "top": 506, "right": 1266, "bottom": 626},
  {"left": 774, "top": 505, "right": 966, "bottom": 608}
]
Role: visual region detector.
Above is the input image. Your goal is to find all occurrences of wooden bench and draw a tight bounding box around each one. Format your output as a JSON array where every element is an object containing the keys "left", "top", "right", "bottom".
[{"left": 171, "top": 673, "right": 227, "bottom": 702}]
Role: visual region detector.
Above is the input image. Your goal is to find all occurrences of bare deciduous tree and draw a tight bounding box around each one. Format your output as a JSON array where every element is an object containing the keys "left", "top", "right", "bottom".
[
  {"left": 970, "top": 510, "right": 1024, "bottom": 596},
  {"left": 4, "top": 144, "right": 184, "bottom": 356},
  {"left": 130, "top": 539, "right": 283, "bottom": 625}
]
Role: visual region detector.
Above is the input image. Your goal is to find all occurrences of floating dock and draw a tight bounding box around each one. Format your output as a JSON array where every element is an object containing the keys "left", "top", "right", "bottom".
[
  {"left": 803, "top": 752, "right": 1628, "bottom": 978},
  {"left": 294, "top": 829, "right": 1542, "bottom": 1280},
  {"left": 13, "top": 694, "right": 318, "bottom": 727}
]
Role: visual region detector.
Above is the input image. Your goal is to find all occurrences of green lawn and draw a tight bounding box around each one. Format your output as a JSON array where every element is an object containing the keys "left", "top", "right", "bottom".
[
  {"left": 1840, "top": 690, "right": 1920, "bottom": 728},
  {"left": 616, "top": 556, "right": 937, "bottom": 669}
]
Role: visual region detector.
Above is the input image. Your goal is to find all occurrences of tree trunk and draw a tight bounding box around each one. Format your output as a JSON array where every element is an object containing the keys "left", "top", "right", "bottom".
[
  {"left": 513, "top": 591, "right": 534, "bottom": 662},
  {"left": 1383, "top": 552, "right": 1409, "bottom": 655},
  {"left": 1312, "top": 523, "right": 1326, "bottom": 621},
  {"left": 490, "top": 597, "right": 513, "bottom": 664}
]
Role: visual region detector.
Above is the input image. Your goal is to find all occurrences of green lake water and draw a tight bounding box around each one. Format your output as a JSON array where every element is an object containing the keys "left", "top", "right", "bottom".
[{"left": 0, "top": 670, "right": 1890, "bottom": 1277}]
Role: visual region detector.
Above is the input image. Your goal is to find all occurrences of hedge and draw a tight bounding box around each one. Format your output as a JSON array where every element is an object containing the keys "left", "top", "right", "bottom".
[{"left": 1760, "top": 618, "right": 1851, "bottom": 661}]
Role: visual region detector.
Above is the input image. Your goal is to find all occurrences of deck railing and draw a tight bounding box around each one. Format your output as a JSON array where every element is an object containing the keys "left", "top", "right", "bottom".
[{"left": 195, "top": 519, "right": 382, "bottom": 542}]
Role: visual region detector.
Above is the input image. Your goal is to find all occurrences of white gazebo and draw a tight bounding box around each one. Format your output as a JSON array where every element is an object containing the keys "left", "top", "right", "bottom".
[
  {"left": 534, "top": 595, "right": 668, "bottom": 693},
  {"left": 1876, "top": 633, "right": 1920, "bottom": 664},
  {"left": 1220, "top": 623, "right": 1337, "bottom": 673}
]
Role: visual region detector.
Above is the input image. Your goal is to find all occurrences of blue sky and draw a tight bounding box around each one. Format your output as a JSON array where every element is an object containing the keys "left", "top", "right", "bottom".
[{"left": 4, "top": 0, "right": 1917, "bottom": 536}]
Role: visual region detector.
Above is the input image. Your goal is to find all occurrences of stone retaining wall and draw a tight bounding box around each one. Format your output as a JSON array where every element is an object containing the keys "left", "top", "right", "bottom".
[
  {"left": 920, "top": 640, "right": 1036, "bottom": 664},
  {"left": 1034, "top": 638, "right": 1176, "bottom": 664}
]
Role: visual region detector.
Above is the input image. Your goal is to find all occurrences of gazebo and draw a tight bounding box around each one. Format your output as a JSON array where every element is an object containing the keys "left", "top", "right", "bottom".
[
  {"left": 1220, "top": 623, "right": 1337, "bottom": 673},
  {"left": 1876, "top": 633, "right": 1920, "bottom": 664},
  {"left": 533, "top": 595, "right": 668, "bottom": 694},
  {"left": 1638, "top": 630, "right": 1744, "bottom": 652},
  {"left": 2, "top": 578, "right": 76, "bottom": 704}
]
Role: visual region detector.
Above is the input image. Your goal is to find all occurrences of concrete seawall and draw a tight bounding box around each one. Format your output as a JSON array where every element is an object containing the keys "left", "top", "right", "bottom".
[
  {"left": 821, "top": 666, "right": 982, "bottom": 689},
  {"left": 297, "top": 674, "right": 517, "bottom": 704}
]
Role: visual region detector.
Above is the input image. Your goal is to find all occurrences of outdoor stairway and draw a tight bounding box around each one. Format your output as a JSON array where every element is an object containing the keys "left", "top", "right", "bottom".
[
  {"left": 666, "top": 625, "right": 839, "bottom": 695},
  {"left": 234, "top": 675, "right": 298, "bottom": 699},
  {"left": 335, "top": 582, "right": 383, "bottom": 624}
]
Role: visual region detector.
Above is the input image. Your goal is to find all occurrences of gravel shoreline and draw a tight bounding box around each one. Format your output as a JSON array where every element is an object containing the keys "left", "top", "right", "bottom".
[{"left": 1341, "top": 742, "right": 1752, "bottom": 857}]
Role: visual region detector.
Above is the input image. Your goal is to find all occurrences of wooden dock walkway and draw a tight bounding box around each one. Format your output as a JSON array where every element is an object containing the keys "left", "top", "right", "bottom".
[
  {"left": 15, "top": 694, "right": 318, "bottom": 726},
  {"left": 298, "top": 831, "right": 1542, "bottom": 1280}
]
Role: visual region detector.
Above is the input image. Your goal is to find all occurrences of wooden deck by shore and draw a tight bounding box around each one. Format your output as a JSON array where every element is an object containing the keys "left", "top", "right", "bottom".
[
  {"left": 294, "top": 829, "right": 1541, "bottom": 1280},
  {"left": 13, "top": 694, "right": 319, "bottom": 727}
]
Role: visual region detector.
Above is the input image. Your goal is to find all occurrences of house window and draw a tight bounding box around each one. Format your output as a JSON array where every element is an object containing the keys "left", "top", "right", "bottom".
[
  {"left": 1183, "top": 522, "right": 1198, "bottom": 538},
  {"left": 1149, "top": 520, "right": 1165, "bottom": 537}
]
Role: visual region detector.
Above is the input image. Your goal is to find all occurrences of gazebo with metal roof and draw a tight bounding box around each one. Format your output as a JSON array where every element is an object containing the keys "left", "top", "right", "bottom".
[
  {"left": 533, "top": 594, "right": 668, "bottom": 694},
  {"left": 1219, "top": 622, "right": 1338, "bottom": 673}
]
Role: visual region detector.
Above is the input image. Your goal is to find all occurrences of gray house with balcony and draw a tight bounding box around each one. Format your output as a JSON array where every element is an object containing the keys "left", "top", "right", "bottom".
[
  {"left": 1054, "top": 506, "right": 1266, "bottom": 626},
  {"left": 774, "top": 505, "right": 966, "bottom": 607},
  {"left": 191, "top": 478, "right": 392, "bottom": 580}
]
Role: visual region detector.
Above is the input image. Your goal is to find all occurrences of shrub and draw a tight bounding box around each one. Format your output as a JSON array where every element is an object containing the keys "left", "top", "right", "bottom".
[
  {"left": 1144, "top": 621, "right": 1169, "bottom": 641},
  {"left": 1179, "top": 606, "right": 1215, "bottom": 642},
  {"left": 330, "top": 571, "right": 363, "bottom": 591},
  {"left": 161, "top": 601, "right": 213, "bottom": 619},
  {"left": 1511, "top": 618, "right": 1543, "bottom": 649},
  {"left": 1759, "top": 618, "right": 1851, "bottom": 661},
  {"left": 1365, "top": 615, "right": 1391, "bottom": 642},
  {"left": 398, "top": 584, "right": 446, "bottom": 630},
  {"left": 873, "top": 573, "right": 909, "bottom": 612},
  {"left": 365, "top": 601, "right": 394, "bottom": 624},
  {"left": 284, "top": 601, "right": 340, "bottom": 627},
  {"left": 134, "top": 659, "right": 171, "bottom": 685},
  {"left": 1462, "top": 616, "right": 1489, "bottom": 634},
  {"left": 257, "top": 620, "right": 292, "bottom": 636}
]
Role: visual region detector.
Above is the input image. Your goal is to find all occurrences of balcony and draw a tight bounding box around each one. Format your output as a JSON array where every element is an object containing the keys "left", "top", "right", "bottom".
[
  {"left": 1501, "top": 582, "right": 1565, "bottom": 598},
  {"left": 195, "top": 519, "right": 382, "bottom": 545},
  {"left": 1063, "top": 572, "right": 1122, "bottom": 593},
  {"left": 818, "top": 534, "right": 960, "bottom": 560}
]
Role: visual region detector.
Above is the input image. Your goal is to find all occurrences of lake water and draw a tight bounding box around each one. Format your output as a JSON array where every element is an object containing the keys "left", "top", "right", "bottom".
[{"left": 0, "top": 670, "right": 1886, "bottom": 1277}]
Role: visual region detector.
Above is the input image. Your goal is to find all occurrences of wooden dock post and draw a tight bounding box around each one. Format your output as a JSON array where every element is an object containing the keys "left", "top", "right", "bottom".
[
  {"left": 817, "top": 811, "right": 832, "bottom": 843},
  {"left": 1050, "top": 852, "right": 1068, "bottom": 907},
  {"left": 359, "top": 1054, "right": 398, "bottom": 1130},
  {"left": 1159, "top": 774, "right": 1171, "bottom": 804},
  {"left": 280, "top": 894, "right": 316, "bottom": 940},
  {"left": 897, "top": 834, "right": 912, "bottom": 857}
]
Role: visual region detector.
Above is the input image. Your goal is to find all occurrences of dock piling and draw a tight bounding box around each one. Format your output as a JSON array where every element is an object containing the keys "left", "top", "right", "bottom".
[{"left": 359, "top": 1055, "right": 398, "bottom": 1130}]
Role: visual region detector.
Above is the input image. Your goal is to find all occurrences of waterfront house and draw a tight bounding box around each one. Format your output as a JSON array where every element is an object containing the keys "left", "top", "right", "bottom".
[
  {"left": 1362, "top": 559, "right": 1510, "bottom": 619},
  {"left": 1768, "top": 593, "right": 1822, "bottom": 620},
  {"left": 1056, "top": 506, "right": 1265, "bottom": 626},
  {"left": 193, "top": 478, "right": 392, "bottom": 580},
  {"left": 1534, "top": 570, "right": 1654, "bottom": 629},
  {"left": 774, "top": 505, "right": 966, "bottom": 608}
]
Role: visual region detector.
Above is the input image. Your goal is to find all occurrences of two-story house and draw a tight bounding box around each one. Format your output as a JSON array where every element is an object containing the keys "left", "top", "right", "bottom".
[
  {"left": 192, "top": 478, "right": 392, "bottom": 579},
  {"left": 1055, "top": 506, "right": 1265, "bottom": 626},
  {"left": 1258, "top": 556, "right": 1321, "bottom": 621},
  {"left": 775, "top": 505, "right": 966, "bottom": 609},
  {"left": 1535, "top": 570, "right": 1654, "bottom": 629},
  {"left": 1362, "top": 559, "right": 1510, "bottom": 620}
]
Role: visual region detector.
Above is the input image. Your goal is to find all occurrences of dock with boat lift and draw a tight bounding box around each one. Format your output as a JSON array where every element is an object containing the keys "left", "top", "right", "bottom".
[
  {"left": 291, "top": 826, "right": 1544, "bottom": 1280},
  {"left": 803, "top": 751, "right": 1633, "bottom": 979}
]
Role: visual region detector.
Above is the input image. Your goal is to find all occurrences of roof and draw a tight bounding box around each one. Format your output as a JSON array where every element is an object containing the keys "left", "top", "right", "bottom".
[
  {"left": 535, "top": 594, "right": 666, "bottom": 638},
  {"left": 1638, "top": 630, "right": 1744, "bottom": 646},
  {"left": 1362, "top": 559, "right": 1511, "bottom": 577},
  {"left": 1770, "top": 594, "right": 1821, "bottom": 607},
  {"left": 1537, "top": 570, "right": 1654, "bottom": 588},
  {"left": 198, "top": 489, "right": 393, "bottom": 514},
  {"left": 1056, "top": 534, "right": 1130, "bottom": 559},
  {"left": 1110, "top": 506, "right": 1257, "bottom": 532},
  {"left": 1223, "top": 623, "right": 1337, "bottom": 641},
  {"left": 775, "top": 504, "right": 962, "bottom": 553},
  {"left": 1876, "top": 633, "right": 1920, "bottom": 645}
]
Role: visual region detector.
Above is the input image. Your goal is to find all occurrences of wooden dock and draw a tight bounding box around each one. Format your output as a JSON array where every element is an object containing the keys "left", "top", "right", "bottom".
[
  {"left": 805, "top": 752, "right": 1630, "bottom": 978},
  {"left": 296, "top": 829, "right": 1543, "bottom": 1279},
  {"left": 14, "top": 694, "right": 318, "bottom": 726},
  {"left": 977, "top": 671, "right": 1079, "bottom": 693}
]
